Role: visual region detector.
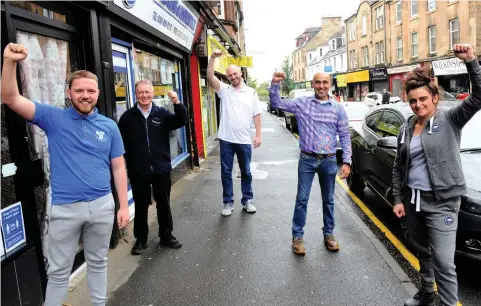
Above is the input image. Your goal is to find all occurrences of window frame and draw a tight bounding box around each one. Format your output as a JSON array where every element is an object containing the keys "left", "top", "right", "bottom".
[
  {"left": 411, "top": 0, "right": 418, "bottom": 17},
  {"left": 362, "top": 15, "right": 367, "bottom": 36},
  {"left": 427, "top": 0, "right": 436, "bottom": 11},
  {"left": 397, "top": 37, "right": 403, "bottom": 60},
  {"left": 429, "top": 26, "right": 436, "bottom": 54},
  {"left": 396, "top": 1, "right": 402, "bottom": 23},
  {"left": 450, "top": 18, "right": 460, "bottom": 49},
  {"left": 411, "top": 32, "right": 418, "bottom": 58}
]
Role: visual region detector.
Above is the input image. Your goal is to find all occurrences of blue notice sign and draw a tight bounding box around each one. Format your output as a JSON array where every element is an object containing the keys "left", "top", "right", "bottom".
[
  {"left": 1, "top": 202, "right": 26, "bottom": 253},
  {"left": 324, "top": 66, "right": 333, "bottom": 73}
]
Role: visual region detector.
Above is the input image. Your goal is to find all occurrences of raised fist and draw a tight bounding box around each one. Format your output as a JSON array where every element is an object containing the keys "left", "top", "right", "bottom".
[
  {"left": 453, "top": 44, "right": 476, "bottom": 62},
  {"left": 3, "top": 43, "right": 28, "bottom": 62},
  {"left": 272, "top": 72, "right": 286, "bottom": 84},
  {"left": 167, "top": 90, "right": 180, "bottom": 104},
  {"left": 211, "top": 49, "right": 223, "bottom": 58}
]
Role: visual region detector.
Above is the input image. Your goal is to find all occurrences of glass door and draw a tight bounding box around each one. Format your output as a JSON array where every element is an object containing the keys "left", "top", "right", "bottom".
[{"left": 112, "top": 43, "right": 134, "bottom": 120}]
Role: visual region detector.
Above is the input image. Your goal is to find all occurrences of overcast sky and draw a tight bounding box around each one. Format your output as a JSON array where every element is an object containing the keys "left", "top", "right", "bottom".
[{"left": 243, "top": 0, "right": 361, "bottom": 83}]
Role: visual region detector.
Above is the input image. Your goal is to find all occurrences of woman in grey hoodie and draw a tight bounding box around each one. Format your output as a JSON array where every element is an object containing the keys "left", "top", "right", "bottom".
[{"left": 392, "top": 43, "right": 481, "bottom": 306}]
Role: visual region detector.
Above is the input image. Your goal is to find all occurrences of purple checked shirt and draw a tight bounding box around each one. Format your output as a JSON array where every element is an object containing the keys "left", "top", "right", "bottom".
[{"left": 269, "top": 83, "right": 352, "bottom": 164}]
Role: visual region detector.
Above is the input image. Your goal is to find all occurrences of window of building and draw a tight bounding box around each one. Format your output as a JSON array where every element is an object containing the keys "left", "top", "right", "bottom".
[
  {"left": 397, "top": 37, "right": 403, "bottom": 60},
  {"left": 333, "top": 58, "right": 337, "bottom": 72},
  {"left": 375, "top": 42, "right": 380, "bottom": 64},
  {"left": 375, "top": 6, "right": 384, "bottom": 30},
  {"left": 450, "top": 18, "right": 460, "bottom": 49},
  {"left": 349, "top": 21, "right": 356, "bottom": 41},
  {"left": 350, "top": 50, "right": 356, "bottom": 69},
  {"left": 340, "top": 54, "right": 343, "bottom": 71},
  {"left": 428, "top": 0, "right": 436, "bottom": 11},
  {"left": 396, "top": 1, "right": 402, "bottom": 23},
  {"left": 363, "top": 46, "right": 369, "bottom": 66},
  {"left": 380, "top": 41, "right": 385, "bottom": 63},
  {"left": 217, "top": 0, "right": 225, "bottom": 19},
  {"left": 411, "top": 0, "right": 418, "bottom": 17},
  {"left": 342, "top": 33, "right": 346, "bottom": 46},
  {"left": 320, "top": 48, "right": 323, "bottom": 56},
  {"left": 330, "top": 39, "right": 336, "bottom": 50},
  {"left": 411, "top": 32, "right": 418, "bottom": 57},
  {"left": 10, "top": 1, "right": 69, "bottom": 24},
  {"left": 362, "top": 15, "right": 367, "bottom": 36},
  {"left": 429, "top": 26, "right": 436, "bottom": 54}
]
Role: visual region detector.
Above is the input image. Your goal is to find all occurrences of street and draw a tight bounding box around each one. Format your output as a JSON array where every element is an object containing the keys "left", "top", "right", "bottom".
[{"left": 67, "top": 105, "right": 416, "bottom": 306}]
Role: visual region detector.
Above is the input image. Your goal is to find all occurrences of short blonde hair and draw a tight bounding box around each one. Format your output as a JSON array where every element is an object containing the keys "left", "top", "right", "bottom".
[
  {"left": 135, "top": 79, "right": 153, "bottom": 91},
  {"left": 68, "top": 70, "right": 98, "bottom": 89}
]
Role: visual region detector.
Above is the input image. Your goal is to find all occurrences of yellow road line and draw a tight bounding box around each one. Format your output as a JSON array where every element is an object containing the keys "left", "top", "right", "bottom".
[{"left": 336, "top": 177, "right": 462, "bottom": 306}]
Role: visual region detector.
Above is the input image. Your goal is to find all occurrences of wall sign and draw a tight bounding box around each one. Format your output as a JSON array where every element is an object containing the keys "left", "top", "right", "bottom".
[
  {"left": 113, "top": 0, "right": 200, "bottom": 51},
  {"left": 387, "top": 64, "right": 420, "bottom": 75},
  {"left": 1, "top": 202, "right": 26, "bottom": 254},
  {"left": 370, "top": 67, "right": 388, "bottom": 81},
  {"left": 432, "top": 57, "right": 467, "bottom": 76}
]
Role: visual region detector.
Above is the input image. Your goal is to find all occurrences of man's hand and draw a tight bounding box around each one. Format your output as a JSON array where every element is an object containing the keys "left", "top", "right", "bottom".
[
  {"left": 253, "top": 136, "right": 262, "bottom": 148},
  {"left": 167, "top": 90, "right": 180, "bottom": 104},
  {"left": 393, "top": 203, "right": 405, "bottom": 218},
  {"left": 3, "top": 43, "right": 28, "bottom": 62},
  {"left": 339, "top": 164, "right": 350, "bottom": 179},
  {"left": 211, "top": 49, "right": 223, "bottom": 58},
  {"left": 117, "top": 207, "right": 130, "bottom": 229},
  {"left": 453, "top": 43, "right": 476, "bottom": 62},
  {"left": 271, "top": 72, "right": 286, "bottom": 84}
]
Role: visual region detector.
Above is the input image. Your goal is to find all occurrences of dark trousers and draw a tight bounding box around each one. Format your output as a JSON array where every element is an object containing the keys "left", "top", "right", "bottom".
[{"left": 130, "top": 172, "right": 173, "bottom": 242}]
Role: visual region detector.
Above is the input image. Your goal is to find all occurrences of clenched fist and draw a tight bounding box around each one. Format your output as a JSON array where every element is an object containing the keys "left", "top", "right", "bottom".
[
  {"left": 271, "top": 72, "right": 286, "bottom": 84},
  {"left": 167, "top": 90, "right": 180, "bottom": 104},
  {"left": 453, "top": 43, "right": 476, "bottom": 62},
  {"left": 3, "top": 43, "right": 28, "bottom": 62},
  {"left": 211, "top": 49, "right": 223, "bottom": 58}
]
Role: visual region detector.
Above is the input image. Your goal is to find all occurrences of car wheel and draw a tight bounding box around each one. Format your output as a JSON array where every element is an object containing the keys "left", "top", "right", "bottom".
[
  {"left": 346, "top": 159, "right": 365, "bottom": 193},
  {"left": 285, "top": 117, "right": 291, "bottom": 130}
]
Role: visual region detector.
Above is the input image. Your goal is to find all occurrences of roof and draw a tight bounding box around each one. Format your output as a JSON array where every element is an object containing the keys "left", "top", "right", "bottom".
[
  {"left": 323, "top": 45, "right": 346, "bottom": 59},
  {"left": 295, "top": 27, "right": 322, "bottom": 39}
]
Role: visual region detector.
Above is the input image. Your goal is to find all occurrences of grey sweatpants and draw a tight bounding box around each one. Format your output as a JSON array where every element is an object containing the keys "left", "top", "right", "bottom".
[
  {"left": 404, "top": 189, "right": 460, "bottom": 306},
  {"left": 44, "top": 193, "right": 115, "bottom": 306}
]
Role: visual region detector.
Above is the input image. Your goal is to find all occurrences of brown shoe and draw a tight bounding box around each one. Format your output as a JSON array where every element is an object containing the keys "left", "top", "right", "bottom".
[
  {"left": 292, "top": 237, "right": 306, "bottom": 256},
  {"left": 324, "top": 235, "right": 340, "bottom": 252}
]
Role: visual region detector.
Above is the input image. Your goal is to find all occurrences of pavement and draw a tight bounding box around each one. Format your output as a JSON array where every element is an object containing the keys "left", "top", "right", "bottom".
[{"left": 66, "top": 104, "right": 416, "bottom": 306}]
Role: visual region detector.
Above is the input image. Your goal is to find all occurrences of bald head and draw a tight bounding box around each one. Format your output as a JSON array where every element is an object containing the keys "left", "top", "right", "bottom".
[
  {"left": 226, "top": 64, "right": 243, "bottom": 88},
  {"left": 311, "top": 72, "right": 331, "bottom": 101},
  {"left": 312, "top": 72, "right": 330, "bottom": 81}
]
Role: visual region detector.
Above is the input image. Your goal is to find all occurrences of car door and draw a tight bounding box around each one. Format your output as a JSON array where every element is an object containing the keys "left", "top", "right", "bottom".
[
  {"left": 357, "top": 110, "right": 383, "bottom": 182},
  {"left": 371, "top": 110, "right": 405, "bottom": 203}
]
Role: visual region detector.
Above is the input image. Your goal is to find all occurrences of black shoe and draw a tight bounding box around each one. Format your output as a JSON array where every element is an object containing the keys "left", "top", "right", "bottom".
[
  {"left": 131, "top": 238, "right": 148, "bottom": 255},
  {"left": 404, "top": 289, "right": 435, "bottom": 306},
  {"left": 159, "top": 236, "right": 182, "bottom": 249}
]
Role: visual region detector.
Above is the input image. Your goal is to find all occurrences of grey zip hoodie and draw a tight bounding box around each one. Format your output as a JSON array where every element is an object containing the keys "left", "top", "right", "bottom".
[{"left": 392, "top": 59, "right": 481, "bottom": 204}]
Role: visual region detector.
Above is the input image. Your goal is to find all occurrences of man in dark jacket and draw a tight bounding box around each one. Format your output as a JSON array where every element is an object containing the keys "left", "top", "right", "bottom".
[
  {"left": 118, "top": 79, "right": 187, "bottom": 255},
  {"left": 382, "top": 89, "right": 391, "bottom": 104}
]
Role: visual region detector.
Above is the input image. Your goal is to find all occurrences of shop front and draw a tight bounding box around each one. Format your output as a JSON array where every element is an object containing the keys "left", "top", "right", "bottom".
[
  {"left": 432, "top": 57, "right": 470, "bottom": 97},
  {"left": 387, "top": 64, "right": 420, "bottom": 101},
  {"left": 345, "top": 70, "right": 370, "bottom": 101},
  {"left": 335, "top": 74, "right": 347, "bottom": 101},
  {"left": 370, "top": 67, "right": 389, "bottom": 92}
]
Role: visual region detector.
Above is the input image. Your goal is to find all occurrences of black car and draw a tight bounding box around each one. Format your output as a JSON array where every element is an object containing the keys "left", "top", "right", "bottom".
[
  {"left": 349, "top": 102, "right": 481, "bottom": 261},
  {"left": 267, "top": 96, "right": 285, "bottom": 117}
]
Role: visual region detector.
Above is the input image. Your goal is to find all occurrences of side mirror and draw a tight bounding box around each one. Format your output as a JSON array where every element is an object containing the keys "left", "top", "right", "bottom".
[{"left": 377, "top": 136, "right": 397, "bottom": 149}]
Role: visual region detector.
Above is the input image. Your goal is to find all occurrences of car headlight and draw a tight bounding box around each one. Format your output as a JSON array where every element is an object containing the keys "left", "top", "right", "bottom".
[{"left": 461, "top": 195, "right": 481, "bottom": 215}]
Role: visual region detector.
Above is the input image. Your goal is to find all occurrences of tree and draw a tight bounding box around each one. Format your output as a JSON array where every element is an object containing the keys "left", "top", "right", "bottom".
[
  {"left": 247, "top": 75, "right": 258, "bottom": 90},
  {"left": 280, "top": 56, "right": 294, "bottom": 95}
]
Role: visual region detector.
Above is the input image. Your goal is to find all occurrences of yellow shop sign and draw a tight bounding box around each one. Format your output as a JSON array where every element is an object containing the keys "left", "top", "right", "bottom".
[{"left": 345, "top": 70, "right": 370, "bottom": 83}]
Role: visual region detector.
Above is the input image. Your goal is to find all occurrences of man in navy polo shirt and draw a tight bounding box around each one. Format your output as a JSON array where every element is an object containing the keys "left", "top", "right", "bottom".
[{"left": 1, "top": 43, "right": 130, "bottom": 306}]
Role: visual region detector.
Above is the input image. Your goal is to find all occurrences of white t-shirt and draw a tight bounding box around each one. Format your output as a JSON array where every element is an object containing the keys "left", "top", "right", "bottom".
[{"left": 216, "top": 82, "right": 261, "bottom": 144}]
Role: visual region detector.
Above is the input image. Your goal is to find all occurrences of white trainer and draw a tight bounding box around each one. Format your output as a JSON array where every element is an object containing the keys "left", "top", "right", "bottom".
[
  {"left": 242, "top": 200, "right": 256, "bottom": 213},
  {"left": 221, "top": 202, "right": 234, "bottom": 216}
]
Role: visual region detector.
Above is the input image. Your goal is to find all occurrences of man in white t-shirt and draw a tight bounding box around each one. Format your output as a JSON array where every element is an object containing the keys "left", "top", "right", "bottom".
[{"left": 207, "top": 49, "right": 262, "bottom": 216}]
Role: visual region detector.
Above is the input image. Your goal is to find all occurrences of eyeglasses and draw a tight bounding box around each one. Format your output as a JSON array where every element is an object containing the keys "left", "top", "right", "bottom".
[{"left": 136, "top": 91, "right": 153, "bottom": 96}]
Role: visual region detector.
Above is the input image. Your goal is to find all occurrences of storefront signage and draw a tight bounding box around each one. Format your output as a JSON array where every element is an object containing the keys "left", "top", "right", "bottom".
[
  {"left": 432, "top": 57, "right": 467, "bottom": 76},
  {"left": 1, "top": 202, "right": 26, "bottom": 254},
  {"left": 113, "top": 0, "right": 199, "bottom": 51},
  {"left": 387, "top": 64, "right": 420, "bottom": 75},
  {"left": 345, "top": 70, "right": 370, "bottom": 83},
  {"left": 324, "top": 66, "right": 333, "bottom": 73},
  {"left": 370, "top": 67, "right": 388, "bottom": 81},
  {"left": 228, "top": 56, "right": 253, "bottom": 68},
  {"left": 207, "top": 35, "right": 230, "bottom": 74},
  {"left": 337, "top": 74, "right": 347, "bottom": 87}
]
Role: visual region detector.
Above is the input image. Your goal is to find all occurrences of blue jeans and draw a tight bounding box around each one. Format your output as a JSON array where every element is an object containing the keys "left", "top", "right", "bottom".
[
  {"left": 220, "top": 139, "right": 253, "bottom": 204},
  {"left": 292, "top": 152, "right": 338, "bottom": 237}
]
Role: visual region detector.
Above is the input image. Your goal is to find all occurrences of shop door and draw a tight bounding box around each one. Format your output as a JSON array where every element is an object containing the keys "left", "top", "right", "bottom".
[
  {"left": 392, "top": 77, "right": 404, "bottom": 102},
  {"left": 112, "top": 43, "right": 135, "bottom": 120}
]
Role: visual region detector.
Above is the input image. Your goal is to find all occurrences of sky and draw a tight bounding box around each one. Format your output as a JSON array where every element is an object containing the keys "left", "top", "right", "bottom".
[{"left": 243, "top": 0, "right": 361, "bottom": 83}]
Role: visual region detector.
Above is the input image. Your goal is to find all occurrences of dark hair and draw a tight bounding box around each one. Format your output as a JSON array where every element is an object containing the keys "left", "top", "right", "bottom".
[{"left": 404, "top": 67, "right": 438, "bottom": 96}]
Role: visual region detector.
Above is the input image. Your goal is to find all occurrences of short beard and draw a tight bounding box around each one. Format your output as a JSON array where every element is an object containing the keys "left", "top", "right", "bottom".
[{"left": 73, "top": 101, "right": 94, "bottom": 115}]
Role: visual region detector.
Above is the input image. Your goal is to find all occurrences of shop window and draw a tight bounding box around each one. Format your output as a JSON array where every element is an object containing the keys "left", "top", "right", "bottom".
[
  {"left": 132, "top": 47, "right": 187, "bottom": 160},
  {"left": 10, "top": 1, "right": 69, "bottom": 24},
  {"left": 112, "top": 43, "right": 134, "bottom": 120}
]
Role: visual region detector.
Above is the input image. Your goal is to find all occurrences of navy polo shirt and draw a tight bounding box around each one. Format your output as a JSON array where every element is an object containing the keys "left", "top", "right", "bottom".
[{"left": 30, "top": 102, "right": 125, "bottom": 204}]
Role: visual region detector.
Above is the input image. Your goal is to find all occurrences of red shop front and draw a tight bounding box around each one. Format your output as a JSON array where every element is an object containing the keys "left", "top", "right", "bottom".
[{"left": 388, "top": 64, "right": 420, "bottom": 101}]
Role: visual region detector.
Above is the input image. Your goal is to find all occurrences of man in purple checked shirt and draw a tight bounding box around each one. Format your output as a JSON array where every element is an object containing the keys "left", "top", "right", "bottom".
[{"left": 269, "top": 72, "right": 352, "bottom": 256}]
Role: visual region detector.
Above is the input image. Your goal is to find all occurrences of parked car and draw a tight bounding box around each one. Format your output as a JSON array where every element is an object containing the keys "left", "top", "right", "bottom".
[
  {"left": 335, "top": 102, "right": 371, "bottom": 161},
  {"left": 267, "top": 96, "right": 285, "bottom": 116},
  {"left": 349, "top": 102, "right": 481, "bottom": 261},
  {"left": 284, "top": 88, "right": 315, "bottom": 133},
  {"left": 456, "top": 92, "right": 470, "bottom": 101},
  {"left": 364, "top": 92, "right": 401, "bottom": 107}
]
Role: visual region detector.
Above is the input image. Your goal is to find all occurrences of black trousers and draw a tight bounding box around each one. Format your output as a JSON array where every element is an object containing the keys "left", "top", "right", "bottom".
[{"left": 130, "top": 172, "right": 173, "bottom": 241}]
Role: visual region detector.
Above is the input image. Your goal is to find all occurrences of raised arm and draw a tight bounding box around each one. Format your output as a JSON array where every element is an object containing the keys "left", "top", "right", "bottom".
[
  {"left": 446, "top": 44, "right": 481, "bottom": 128},
  {"left": 165, "top": 90, "right": 187, "bottom": 130},
  {"left": 269, "top": 72, "right": 300, "bottom": 114},
  {"left": 1, "top": 43, "right": 35, "bottom": 121},
  {"left": 207, "top": 49, "right": 223, "bottom": 92}
]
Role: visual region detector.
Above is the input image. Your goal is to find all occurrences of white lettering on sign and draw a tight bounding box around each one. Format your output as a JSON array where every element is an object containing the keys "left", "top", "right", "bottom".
[
  {"left": 432, "top": 57, "right": 467, "bottom": 76},
  {"left": 387, "top": 64, "right": 420, "bottom": 75}
]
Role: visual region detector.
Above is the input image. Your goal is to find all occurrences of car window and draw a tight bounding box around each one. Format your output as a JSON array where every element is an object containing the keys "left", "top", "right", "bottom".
[
  {"left": 377, "top": 111, "right": 404, "bottom": 137},
  {"left": 365, "top": 111, "right": 382, "bottom": 133}
]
